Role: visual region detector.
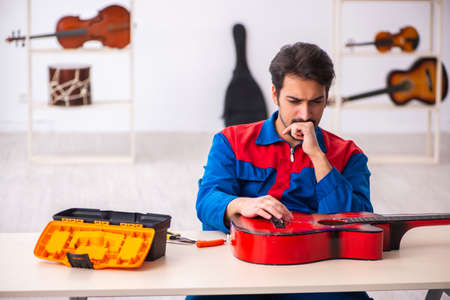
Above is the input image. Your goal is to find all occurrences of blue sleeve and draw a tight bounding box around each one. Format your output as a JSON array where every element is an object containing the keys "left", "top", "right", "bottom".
[
  {"left": 196, "top": 133, "right": 239, "bottom": 233},
  {"left": 315, "top": 153, "right": 373, "bottom": 214}
]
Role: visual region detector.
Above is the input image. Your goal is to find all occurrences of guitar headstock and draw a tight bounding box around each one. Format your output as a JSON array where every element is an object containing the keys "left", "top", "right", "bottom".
[{"left": 5, "top": 30, "right": 25, "bottom": 47}]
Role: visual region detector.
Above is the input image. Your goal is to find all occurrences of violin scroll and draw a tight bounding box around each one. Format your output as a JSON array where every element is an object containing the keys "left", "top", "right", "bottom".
[{"left": 5, "top": 30, "right": 25, "bottom": 47}]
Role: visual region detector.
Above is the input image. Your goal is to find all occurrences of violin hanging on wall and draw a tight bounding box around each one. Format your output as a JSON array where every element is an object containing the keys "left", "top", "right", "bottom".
[
  {"left": 346, "top": 26, "right": 419, "bottom": 53},
  {"left": 231, "top": 212, "right": 450, "bottom": 265},
  {"left": 5, "top": 5, "right": 130, "bottom": 49}
]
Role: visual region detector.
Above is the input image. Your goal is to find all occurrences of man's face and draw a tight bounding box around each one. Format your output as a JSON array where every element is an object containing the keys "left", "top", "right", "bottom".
[{"left": 272, "top": 74, "right": 327, "bottom": 131}]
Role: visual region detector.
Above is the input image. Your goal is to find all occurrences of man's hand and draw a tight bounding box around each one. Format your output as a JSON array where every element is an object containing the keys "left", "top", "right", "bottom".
[
  {"left": 226, "top": 195, "right": 293, "bottom": 225},
  {"left": 282, "top": 121, "right": 322, "bottom": 157},
  {"left": 282, "top": 121, "right": 332, "bottom": 182}
]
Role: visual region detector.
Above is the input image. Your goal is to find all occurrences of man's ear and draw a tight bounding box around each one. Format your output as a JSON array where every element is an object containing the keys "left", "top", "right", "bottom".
[{"left": 271, "top": 85, "right": 279, "bottom": 106}]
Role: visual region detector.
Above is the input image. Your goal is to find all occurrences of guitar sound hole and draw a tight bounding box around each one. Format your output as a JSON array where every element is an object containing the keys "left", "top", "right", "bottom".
[
  {"left": 318, "top": 219, "right": 347, "bottom": 226},
  {"left": 425, "top": 68, "right": 433, "bottom": 92}
]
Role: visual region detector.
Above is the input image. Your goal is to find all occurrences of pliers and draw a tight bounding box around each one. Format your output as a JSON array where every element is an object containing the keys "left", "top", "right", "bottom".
[{"left": 167, "top": 231, "right": 226, "bottom": 248}]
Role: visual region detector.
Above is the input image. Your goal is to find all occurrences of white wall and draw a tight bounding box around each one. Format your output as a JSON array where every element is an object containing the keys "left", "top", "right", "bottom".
[{"left": 0, "top": 0, "right": 449, "bottom": 133}]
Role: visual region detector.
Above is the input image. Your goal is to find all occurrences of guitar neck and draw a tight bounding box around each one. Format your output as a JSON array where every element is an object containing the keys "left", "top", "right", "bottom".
[
  {"left": 348, "top": 213, "right": 450, "bottom": 250},
  {"left": 347, "top": 213, "right": 450, "bottom": 224},
  {"left": 343, "top": 81, "right": 409, "bottom": 102},
  {"left": 343, "top": 87, "right": 391, "bottom": 102}
]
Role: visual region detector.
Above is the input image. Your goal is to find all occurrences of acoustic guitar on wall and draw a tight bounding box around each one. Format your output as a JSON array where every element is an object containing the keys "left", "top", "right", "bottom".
[{"left": 329, "top": 57, "right": 448, "bottom": 106}]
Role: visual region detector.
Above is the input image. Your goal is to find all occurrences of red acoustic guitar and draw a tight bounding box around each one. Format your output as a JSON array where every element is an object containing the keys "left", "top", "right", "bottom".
[{"left": 231, "top": 212, "right": 450, "bottom": 265}]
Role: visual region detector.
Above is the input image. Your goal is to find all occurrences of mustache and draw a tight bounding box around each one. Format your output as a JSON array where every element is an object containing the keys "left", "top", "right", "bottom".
[
  {"left": 287, "top": 119, "right": 316, "bottom": 141},
  {"left": 291, "top": 119, "right": 315, "bottom": 125}
]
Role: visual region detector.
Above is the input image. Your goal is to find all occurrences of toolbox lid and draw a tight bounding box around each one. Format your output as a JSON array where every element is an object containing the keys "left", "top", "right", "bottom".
[
  {"left": 34, "top": 219, "right": 155, "bottom": 269},
  {"left": 53, "top": 208, "right": 171, "bottom": 230}
]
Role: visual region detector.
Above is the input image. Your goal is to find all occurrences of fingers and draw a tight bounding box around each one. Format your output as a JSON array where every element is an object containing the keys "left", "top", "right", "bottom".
[
  {"left": 283, "top": 126, "right": 304, "bottom": 140},
  {"left": 282, "top": 122, "right": 314, "bottom": 141},
  {"left": 255, "top": 207, "right": 272, "bottom": 220},
  {"left": 282, "top": 124, "right": 296, "bottom": 136},
  {"left": 255, "top": 195, "right": 293, "bottom": 222},
  {"left": 237, "top": 196, "right": 293, "bottom": 223}
]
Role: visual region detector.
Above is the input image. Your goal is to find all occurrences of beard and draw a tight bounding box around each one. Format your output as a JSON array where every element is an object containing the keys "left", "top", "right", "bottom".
[
  {"left": 291, "top": 118, "right": 316, "bottom": 127},
  {"left": 278, "top": 114, "right": 317, "bottom": 141}
]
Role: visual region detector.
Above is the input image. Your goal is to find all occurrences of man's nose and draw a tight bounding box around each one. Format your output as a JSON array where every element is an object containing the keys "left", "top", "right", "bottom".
[{"left": 297, "top": 103, "right": 311, "bottom": 121}]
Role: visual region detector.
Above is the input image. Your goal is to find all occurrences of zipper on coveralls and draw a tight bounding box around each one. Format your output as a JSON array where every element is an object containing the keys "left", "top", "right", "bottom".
[{"left": 290, "top": 146, "right": 295, "bottom": 162}]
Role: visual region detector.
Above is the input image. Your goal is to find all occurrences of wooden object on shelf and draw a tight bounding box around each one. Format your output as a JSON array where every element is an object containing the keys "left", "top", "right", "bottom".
[{"left": 48, "top": 64, "right": 91, "bottom": 106}]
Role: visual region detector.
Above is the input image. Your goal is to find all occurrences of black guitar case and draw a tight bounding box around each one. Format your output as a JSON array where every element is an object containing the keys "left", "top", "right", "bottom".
[{"left": 222, "top": 24, "right": 268, "bottom": 127}]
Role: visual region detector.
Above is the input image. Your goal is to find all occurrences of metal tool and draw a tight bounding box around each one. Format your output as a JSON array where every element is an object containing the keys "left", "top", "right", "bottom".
[{"left": 167, "top": 231, "right": 226, "bottom": 248}]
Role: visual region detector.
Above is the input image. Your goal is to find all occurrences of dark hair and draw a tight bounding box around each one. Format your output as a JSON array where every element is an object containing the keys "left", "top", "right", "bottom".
[{"left": 269, "top": 42, "right": 335, "bottom": 98}]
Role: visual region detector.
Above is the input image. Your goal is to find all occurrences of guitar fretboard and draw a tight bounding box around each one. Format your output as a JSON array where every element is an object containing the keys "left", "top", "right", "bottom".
[{"left": 346, "top": 214, "right": 450, "bottom": 224}]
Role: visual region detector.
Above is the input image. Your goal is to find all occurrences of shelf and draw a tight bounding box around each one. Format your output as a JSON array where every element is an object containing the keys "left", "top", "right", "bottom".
[
  {"left": 32, "top": 100, "right": 133, "bottom": 110},
  {"left": 30, "top": 154, "right": 134, "bottom": 164},
  {"left": 339, "top": 50, "right": 436, "bottom": 57},
  {"left": 367, "top": 154, "right": 435, "bottom": 164},
  {"left": 26, "top": 0, "right": 136, "bottom": 164},
  {"left": 30, "top": 47, "right": 131, "bottom": 54},
  {"left": 341, "top": 0, "right": 434, "bottom": 2},
  {"left": 327, "top": 101, "right": 439, "bottom": 110},
  {"left": 332, "top": 0, "right": 442, "bottom": 163}
]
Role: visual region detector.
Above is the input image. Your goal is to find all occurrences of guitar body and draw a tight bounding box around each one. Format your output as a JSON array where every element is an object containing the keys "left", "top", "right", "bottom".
[
  {"left": 341, "top": 57, "right": 448, "bottom": 106},
  {"left": 223, "top": 24, "right": 267, "bottom": 127},
  {"left": 387, "top": 57, "right": 448, "bottom": 105},
  {"left": 231, "top": 212, "right": 450, "bottom": 265}
]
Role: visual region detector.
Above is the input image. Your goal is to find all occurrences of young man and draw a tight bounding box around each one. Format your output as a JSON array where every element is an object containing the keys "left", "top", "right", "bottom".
[{"left": 190, "top": 42, "right": 373, "bottom": 300}]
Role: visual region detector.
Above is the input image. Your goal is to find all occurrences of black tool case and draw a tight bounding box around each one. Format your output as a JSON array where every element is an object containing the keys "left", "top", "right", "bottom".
[{"left": 53, "top": 208, "right": 171, "bottom": 261}]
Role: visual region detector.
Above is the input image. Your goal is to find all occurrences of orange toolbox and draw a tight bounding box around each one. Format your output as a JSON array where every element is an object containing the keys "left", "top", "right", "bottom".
[{"left": 34, "top": 208, "right": 171, "bottom": 269}]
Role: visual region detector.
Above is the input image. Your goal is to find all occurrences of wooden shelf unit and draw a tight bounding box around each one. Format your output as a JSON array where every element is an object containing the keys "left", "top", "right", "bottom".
[
  {"left": 26, "top": 0, "right": 135, "bottom": 164},
  {"left": 331, "top": 0, "right": 444, "bottom": 164}
]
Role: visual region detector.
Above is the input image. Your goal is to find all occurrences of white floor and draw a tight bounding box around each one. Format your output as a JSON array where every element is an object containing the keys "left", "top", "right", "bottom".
[{"left": 1, "top": 131, "right": 450, "bottom": 300}]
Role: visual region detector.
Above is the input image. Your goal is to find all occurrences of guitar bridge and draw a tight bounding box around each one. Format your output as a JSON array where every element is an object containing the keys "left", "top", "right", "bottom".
[{"left": 271, "top": 216, "right": 285, "bottom": 229}]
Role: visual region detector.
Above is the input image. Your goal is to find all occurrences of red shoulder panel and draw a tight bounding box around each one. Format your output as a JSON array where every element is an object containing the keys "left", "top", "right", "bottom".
[
  {"left": 221, "top": 121, "right": 284, "bottom": 169},
  {"left": 321, "top": 129, "right": 364, "bottom": 172}
]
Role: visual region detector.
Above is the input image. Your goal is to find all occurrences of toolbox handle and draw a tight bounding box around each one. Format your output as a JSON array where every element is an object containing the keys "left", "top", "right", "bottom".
[{"left": 66, "top": 253, "right": 94, "bottom": 269}]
